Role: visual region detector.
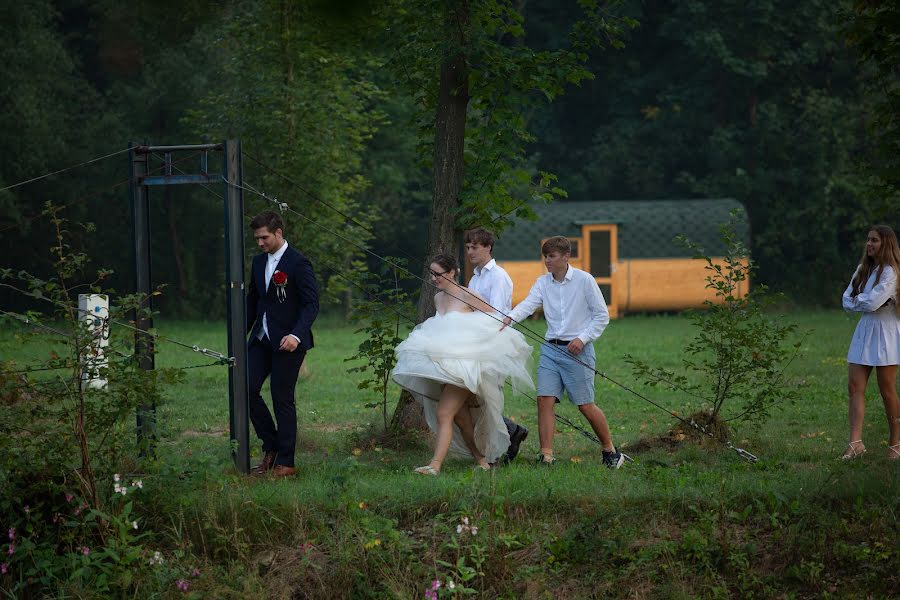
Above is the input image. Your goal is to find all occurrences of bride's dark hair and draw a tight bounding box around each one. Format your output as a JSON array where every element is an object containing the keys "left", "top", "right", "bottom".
[{"left": 430, "top": 254, "right": 459, "bottom": 275}]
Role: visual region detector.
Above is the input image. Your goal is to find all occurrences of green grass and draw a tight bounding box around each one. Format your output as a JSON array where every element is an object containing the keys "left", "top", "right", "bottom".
[{"left": 3, "top": 310, "right": 898, "bottom": 598}]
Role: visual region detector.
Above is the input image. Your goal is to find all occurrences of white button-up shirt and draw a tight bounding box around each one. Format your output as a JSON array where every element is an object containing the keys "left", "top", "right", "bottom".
[
  {"left": 467, "top": 258, "right": 514, "bottom": 314},
  {"left": 261, "top": 240, "right": 290, "bottom": 340},
  {"left": 507, "top": 265, "right": 609, "bottom": 345}
]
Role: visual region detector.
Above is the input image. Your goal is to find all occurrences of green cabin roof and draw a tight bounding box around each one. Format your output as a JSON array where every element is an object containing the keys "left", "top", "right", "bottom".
[{"left": 492, "top": 198, "right": 749, "bottom": 261}]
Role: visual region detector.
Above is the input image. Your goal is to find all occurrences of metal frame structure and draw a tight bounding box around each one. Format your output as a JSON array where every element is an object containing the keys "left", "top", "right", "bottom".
[{"left": 129, "top": 140, "right": 250, "bottom": 473}]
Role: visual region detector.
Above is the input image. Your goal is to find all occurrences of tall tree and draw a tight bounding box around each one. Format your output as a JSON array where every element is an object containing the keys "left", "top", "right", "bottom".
[{"left": 381, "top": 0, "right": 635, "bottom": 427}]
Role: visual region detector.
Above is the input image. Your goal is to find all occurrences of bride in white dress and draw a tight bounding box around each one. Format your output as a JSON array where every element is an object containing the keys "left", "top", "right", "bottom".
[
  {"left": 392, "top": 254, "right": 534, "bottom": 474},
  {"left": 841, "top": 225, "right": 900, "bottom": 460}
]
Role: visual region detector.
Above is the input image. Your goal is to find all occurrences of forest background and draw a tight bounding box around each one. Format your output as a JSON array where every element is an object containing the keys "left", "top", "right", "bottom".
[{"left": 1, "top": 0, "right": 898, "bottom": 315}]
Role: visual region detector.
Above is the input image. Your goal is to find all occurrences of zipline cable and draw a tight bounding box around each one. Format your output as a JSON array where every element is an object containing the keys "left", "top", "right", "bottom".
[
  {"left": 0, "top": 147, "right": 132, "bottom": 193},
  {"left": 0, "top": 150, "right": 211, "bottom": 235},
  {"left": 0, "top": 290, "right": 233, "bottom": 365}
]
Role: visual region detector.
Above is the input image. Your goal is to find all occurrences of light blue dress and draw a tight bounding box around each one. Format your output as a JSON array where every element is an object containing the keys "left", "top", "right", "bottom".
[{"left": 843, "top": 265, "right": 900, "bottom": 366}]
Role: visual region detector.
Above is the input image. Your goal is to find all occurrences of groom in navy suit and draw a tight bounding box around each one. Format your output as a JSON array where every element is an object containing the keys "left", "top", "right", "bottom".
[{"left": 246, "top": 211, "right": 319, "bottom": 477}]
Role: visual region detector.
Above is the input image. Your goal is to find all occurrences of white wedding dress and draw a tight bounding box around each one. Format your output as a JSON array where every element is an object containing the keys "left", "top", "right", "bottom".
[{"left": 392, "top": 310, "right": 534, "bottom": 464}]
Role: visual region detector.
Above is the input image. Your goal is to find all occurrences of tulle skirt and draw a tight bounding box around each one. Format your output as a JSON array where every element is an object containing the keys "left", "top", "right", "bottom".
[{"left": 391, "top": 310, "right": 534, "bottom": 463}]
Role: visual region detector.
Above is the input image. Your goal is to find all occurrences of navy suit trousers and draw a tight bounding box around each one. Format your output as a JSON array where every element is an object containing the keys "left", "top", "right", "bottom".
[{"left": 248, "top": 336, "right": 306, "bottom": 467}]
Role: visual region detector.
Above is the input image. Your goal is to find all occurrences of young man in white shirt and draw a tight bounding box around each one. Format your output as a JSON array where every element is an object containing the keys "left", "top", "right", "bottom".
[
  {"left": 464, "top": 228, "right": 529, "bottom": 464},
  {"left": 501, "top": 236, "right": 624, "bottom": 469}
]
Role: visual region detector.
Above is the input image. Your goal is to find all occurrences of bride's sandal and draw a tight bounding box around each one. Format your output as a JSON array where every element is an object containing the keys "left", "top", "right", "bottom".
[
  {"left": 840, "top": 440, "right": 866, "bottom": 460},
  {"left": 414, "top": 460, "right": 441, "bottom": 476},
  {"left": 888, "top": 443, "right": 900, "bottom": 460},
  {"left": 473, "top": 459, "right": 491, "bottom": 472}
]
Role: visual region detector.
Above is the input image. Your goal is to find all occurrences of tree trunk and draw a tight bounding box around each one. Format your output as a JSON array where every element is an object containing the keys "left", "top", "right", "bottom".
[{"left": 391, "top": 1, "right": 470, "bottom": 431}]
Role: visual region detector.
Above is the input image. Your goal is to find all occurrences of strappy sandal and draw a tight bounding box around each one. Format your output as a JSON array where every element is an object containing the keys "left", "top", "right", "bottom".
[
  {"left": 414, "top": 461, "right": 441, "bottom": 476},
  {"left": 888, "top": 443, "right": 900, "bottom": 460},
  {"left": 840, "top": 440, "right": 866, "bottom": 460}
]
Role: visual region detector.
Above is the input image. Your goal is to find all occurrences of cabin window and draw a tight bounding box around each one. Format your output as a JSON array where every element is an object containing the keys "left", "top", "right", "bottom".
[{"left": 589, "top": 230, "right": 611, "bottom": 277}]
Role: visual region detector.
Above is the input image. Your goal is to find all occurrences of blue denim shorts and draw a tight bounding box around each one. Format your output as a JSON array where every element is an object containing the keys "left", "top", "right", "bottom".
[{"left": 536, "top": 341, "right": 596, "bottom": 406}]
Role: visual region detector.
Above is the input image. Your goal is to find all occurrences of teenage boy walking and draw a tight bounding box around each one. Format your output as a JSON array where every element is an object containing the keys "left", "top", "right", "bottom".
[{"left": 501, "top": 236, "right": 624, "bottom": 469}]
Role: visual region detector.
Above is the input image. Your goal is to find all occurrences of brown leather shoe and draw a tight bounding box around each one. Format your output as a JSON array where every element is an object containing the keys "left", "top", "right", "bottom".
[
  {"left": 250, "top": 451, "right": 277, "bottom": 475},
  {"left": 271, "top": 465, "right": 296, "bottom": 478}
]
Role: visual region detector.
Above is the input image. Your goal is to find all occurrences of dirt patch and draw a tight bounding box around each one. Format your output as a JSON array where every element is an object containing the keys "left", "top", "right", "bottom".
[
  {"left": 180, "top": 428, "right": 228, "bottom": 438},
  {"left": 627, "top": 410, "right": 730, "bottom": 453},
  {"left": 348, "top": 424, "right": 431, "bottom": 453}
]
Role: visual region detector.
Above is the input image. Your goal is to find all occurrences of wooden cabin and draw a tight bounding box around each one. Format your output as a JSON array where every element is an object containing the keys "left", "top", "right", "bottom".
[{"left": 489, "top": 199, "right": 750, "bottom": 318}]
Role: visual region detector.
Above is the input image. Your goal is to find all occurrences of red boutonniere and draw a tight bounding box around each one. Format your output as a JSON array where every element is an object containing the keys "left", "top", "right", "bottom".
[{"left": 272, "top": 270, "right": 288, "bottom": 302}]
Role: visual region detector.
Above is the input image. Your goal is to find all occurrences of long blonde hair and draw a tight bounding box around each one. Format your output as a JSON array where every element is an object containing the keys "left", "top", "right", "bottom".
[{"left": 851, "top": 225, "right": 900, "bottom": 314}]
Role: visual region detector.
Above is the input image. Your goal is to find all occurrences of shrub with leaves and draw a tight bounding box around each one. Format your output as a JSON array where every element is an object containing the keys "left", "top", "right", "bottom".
[
  {"left": 625, "top": 210, "right": 803, "bottom": 435},
  {"left": 345, "top": 258, "right": 414, "bottom": 430}
]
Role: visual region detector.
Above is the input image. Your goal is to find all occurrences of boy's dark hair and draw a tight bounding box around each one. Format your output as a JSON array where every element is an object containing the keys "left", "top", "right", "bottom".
[
  {"left": 464, "top": 227, "right": 495, "bottom": 252},
  {"left": 249, "top": 211, "right": 285, "bottom": 234}
]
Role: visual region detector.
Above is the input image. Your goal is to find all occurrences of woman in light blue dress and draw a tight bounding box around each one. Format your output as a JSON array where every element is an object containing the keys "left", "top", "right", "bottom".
[{"left": 841, "top": 225, "right": 900, "bottom": 460}]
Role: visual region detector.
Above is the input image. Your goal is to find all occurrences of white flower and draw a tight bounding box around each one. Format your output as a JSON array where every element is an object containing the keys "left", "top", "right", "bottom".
[
  {"left": 448, "top": 580, "right": 455, "bottom": 589},
  {"left": 471, "top": 526, "right": 478, "bottom": 535},
  {"left": 132, "top": 521, "right": 138, "bottom": 530},
  {"left": 456, "top": 525, "right": 463, "bottom": 534},
  {"left": 113, "top": 474, "right": 120, "bottom": 483},
  {"left": 149, "top": 551, "right": 164, "bottom": 566},
  {"left": 132, "top": 480, "right": 143, "bottom": 489},
  {"left": 462, "top": 517, "right": 469, "bottom": 525}
]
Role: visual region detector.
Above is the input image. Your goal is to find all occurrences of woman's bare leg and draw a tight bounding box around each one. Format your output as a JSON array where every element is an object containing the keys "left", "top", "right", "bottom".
[
  {"left": 845, "top": 363, "right": 872, "bottom": 457},
  {"left": 875, "top": 365, "right": 900, "bottom": 457},
  {"left": 427, "top": 384, "right": 470, "bottom": 471}
]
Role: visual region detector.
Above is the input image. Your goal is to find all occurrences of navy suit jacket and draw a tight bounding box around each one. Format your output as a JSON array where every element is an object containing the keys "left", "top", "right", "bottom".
[{"left": 246, "top": 244, "right": 319, "bottom": 351}]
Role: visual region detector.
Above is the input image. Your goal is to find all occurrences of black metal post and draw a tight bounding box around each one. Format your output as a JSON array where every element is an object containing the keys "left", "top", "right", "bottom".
[
  {"left": 223, "top": 139, "right": 250, "bottom": 473},
  {"left": 129, "top": 142, "right": 156, "bottom": 455}
]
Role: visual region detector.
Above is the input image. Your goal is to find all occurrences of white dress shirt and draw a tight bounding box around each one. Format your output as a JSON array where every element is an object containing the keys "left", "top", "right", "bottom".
[
  {"left": 468, "top": 258, "right": 514, "bottom": 314},
  {"left": 507, "top": 265, "right": 609, "bottom": 345},
  {"left": 261, "top": 240, "right": 290, "bottom": 340}
]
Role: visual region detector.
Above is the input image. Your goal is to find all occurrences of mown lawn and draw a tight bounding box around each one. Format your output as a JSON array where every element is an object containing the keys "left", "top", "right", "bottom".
[{"left": 3, "top": 310, "right": 898, "bottom": 598}]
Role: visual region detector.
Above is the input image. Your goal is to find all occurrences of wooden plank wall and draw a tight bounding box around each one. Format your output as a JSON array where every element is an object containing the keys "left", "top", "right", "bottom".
[{"left": 500, "top": 257, "right": 748, "bottom": 318}]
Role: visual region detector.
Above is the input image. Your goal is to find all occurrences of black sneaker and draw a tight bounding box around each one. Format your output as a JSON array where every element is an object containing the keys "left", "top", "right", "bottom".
[
  {"left": 536, "top": 453, "right": 555, "bottom": 466},
  {"left": 502, "top": 425, "right": 529, "bottom": 465},
  {"left": 602, "top": 448, "right": 625, "bottom": 470}
]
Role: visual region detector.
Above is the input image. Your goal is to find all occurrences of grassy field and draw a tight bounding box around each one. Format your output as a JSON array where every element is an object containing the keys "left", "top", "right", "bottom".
[{"left": 3, "top": 310, "right": 898, "bottom": 598}]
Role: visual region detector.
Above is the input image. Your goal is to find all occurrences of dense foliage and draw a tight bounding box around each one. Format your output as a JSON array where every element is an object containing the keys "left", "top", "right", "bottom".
[{"left": 1, "top": 0, "right": 897, "bottom": 316}]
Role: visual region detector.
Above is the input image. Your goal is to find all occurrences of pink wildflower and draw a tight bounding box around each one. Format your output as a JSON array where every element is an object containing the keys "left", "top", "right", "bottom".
[
  {"left": 1, "top": 563, "right": 7, "bottom": 575},
  {"left": 7, "top": 528, "right": 13, "bottom": 541},
  {"left": 176, "top": 579, "right": 190, "bottom": 592},
  {"left": 7, "top": 544, "right": 14, "bottom": 556},
  {"left": 191, "top": 567, "right": 201, "bottom": 577},
  {"left": 65, "top": 493, "right": 73, "bottom": 503},
  {"left": 81, "top": 547, "right": 90, "bottom": 556}
]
